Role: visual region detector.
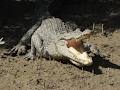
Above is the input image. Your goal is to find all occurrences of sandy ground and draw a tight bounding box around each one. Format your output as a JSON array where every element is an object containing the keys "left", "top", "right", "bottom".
[{"left": 0, "top": 31, "right": 120, "bottom": 90}]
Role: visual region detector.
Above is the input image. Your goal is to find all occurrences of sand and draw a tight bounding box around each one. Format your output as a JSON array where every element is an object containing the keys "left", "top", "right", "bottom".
[{"left": 0, "top": 31, "right": 120, "bottom": 90}]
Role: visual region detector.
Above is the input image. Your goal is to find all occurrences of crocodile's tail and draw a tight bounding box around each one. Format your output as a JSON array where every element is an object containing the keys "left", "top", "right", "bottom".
[{"left": 0, "top": 37, "right": 5, "bottom": 45}]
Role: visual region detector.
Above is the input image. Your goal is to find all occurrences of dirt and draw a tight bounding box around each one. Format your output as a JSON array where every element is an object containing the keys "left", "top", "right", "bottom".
[{"left": 0, "top": 31, "right": 120, "bottom": 90}]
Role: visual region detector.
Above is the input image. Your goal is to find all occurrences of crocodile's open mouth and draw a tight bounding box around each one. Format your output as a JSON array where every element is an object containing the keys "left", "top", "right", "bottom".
[
  {"left": 66, "top": 38, "right": 85, "bottom": 52},
  {"left": 66, "top": 38, "right": 93, "bottom": 66}
]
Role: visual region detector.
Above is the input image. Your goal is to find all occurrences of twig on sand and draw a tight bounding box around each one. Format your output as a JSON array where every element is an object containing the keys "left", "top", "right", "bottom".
[
  {"left": 92, "top": 23, "right": 95, "bottom": 31},
  {"left": 102, "top": 24, "right": 104, "bottom": 34}
]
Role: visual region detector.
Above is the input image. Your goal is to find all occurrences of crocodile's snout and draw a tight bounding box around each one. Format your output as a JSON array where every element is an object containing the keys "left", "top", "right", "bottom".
[{"left": 68, "top": 47, "right": 93, "bottom": 66}]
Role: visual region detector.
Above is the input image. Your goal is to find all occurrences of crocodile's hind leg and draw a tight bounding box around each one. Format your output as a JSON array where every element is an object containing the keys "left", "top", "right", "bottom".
[
  {"left": 3, "top": 21, "right": 42, "bottom": 56},
  {"left": 25, "top": 34, "right": 43, "bottom": 60},
  {"left": 84, "top": 42, "right": 105, "bottom": 57}
]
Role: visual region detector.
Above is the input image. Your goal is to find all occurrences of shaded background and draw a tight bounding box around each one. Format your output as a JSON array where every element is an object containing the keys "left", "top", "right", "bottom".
[
  {"left": 0, "top": 0, "right": 120, "bottom": 47},
  {"left": 1, "top": 0, "right": 120, "bottom": 24}
]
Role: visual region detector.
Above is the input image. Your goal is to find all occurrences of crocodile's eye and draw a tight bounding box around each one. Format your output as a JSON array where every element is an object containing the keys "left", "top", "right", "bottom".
[{"left": 65, "top": 38, "right": 85, "bottom": 53}]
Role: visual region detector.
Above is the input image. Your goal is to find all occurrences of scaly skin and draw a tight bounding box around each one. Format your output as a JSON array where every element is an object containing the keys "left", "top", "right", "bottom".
[
  {"left": 4, "top": 17, "right": 101, "bottom": 67},
  {"left": 25, "top": 17, "right": 99, "bottom": 67}
]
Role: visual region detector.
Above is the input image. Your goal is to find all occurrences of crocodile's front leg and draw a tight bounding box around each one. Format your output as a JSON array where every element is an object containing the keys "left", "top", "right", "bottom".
[
  {"left": 25, "top": 33, "right": 43, "bottom": 60},
  {"left": 24, "top": 38, "right": 36, "bottom": 60}
]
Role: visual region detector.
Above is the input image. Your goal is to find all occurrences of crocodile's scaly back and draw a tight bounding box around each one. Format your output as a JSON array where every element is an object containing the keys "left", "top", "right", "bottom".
[
  {"left": 33, "top": 17, "right": 78, "bottom": 45},
  {"left": 35, "top": 18, "right": 75, "bottom": 35}
]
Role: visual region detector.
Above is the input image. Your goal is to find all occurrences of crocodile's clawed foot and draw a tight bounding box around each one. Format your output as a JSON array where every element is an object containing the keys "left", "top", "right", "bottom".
[
  {"left": 3, "top": 44, "right": 27, "bottom": 56},
  {"left": 24, "top": 52, "right": 35, "bottom": 60}
]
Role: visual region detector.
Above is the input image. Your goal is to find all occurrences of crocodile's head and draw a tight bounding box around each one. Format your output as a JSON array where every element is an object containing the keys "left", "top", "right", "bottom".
[
  {"left": 56, "top": 29, "right": 93, "bottom": 67},
  {"left": 66, "top": 38, "right": 93, "bottom": 67}
]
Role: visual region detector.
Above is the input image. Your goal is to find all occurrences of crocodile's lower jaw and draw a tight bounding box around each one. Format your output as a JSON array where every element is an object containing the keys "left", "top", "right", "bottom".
[
  {"left": 68, "top": 47, "right": 93, "bottom": 66},
  {"left": 70, "top": 59, "right": 84, "bottom": 67}
]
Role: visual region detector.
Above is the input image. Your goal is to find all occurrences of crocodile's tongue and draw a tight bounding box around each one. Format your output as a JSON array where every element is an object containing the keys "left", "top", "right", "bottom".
[{"left": 68, "top": 47, "right": 93, "bottom": 65}]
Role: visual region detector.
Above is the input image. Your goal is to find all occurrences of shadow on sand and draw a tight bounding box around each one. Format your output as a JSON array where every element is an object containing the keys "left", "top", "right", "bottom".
[
  {"left": 57, "top": 54, "right": 120, "bottom": 75},
  {"left": 78, "top": 55, "right": 120, "bottom": 75}
]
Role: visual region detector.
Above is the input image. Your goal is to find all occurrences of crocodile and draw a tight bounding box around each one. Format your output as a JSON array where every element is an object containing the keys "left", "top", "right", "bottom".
[
  {"left": 23, "top": 17, "right": 100, "bottom": 67},
  {"left": 4, "top": 17, "right": 101, "bottom": 67}
]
